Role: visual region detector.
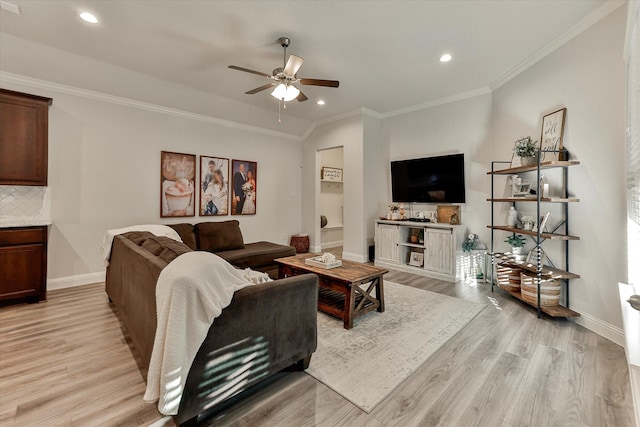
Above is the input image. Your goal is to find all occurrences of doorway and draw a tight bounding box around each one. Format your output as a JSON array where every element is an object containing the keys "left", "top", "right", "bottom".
[{"left": 319, "top": 147, "right": 344, "bottom": 254}]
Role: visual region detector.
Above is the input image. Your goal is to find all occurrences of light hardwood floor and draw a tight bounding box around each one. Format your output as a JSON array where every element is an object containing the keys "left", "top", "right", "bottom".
[{"left": 0, "top": 266, "right": 635, "bottom": 426}]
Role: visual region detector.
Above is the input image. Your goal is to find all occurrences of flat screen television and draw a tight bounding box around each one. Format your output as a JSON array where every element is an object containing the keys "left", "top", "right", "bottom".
[{"left": 390, "top": 154, "right": 465, "bottom": 203}]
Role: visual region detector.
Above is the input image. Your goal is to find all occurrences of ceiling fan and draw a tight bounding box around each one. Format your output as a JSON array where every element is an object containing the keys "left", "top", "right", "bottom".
[{"left": 228, "top": 37, "right": 339, "bottom": 117}]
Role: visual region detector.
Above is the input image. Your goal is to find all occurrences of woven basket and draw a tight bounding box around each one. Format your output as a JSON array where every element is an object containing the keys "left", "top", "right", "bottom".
[
  {"left": 496, "top": 264, "right": 522, "bottom": 292},
  {"left": 289, "top": 234, "right": 310, "bottom": 253},
  {"left": 520, "top": 272, "right": 561, "bottom": 306}
]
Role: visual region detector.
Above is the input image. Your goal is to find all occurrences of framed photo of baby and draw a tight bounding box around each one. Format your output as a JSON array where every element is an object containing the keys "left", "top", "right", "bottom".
[
  {"left": 200, "top": 156, "right": 229, "bottom": 216},
  {"left": 231, "top": 159, "right": 257, "bottom": 215},
  {"left": 160, "top": 151, "right": 196, "bottom": 218}
]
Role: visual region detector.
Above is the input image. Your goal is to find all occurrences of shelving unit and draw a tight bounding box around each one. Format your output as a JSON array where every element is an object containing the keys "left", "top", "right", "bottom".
[{"left": 487, "top": 153, "right": 580, "bottom": 318}]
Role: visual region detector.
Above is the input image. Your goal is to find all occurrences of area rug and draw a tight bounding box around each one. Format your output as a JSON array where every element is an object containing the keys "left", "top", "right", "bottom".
[{"left": 305, "top": 281, "right": 485, "bottom": 413}]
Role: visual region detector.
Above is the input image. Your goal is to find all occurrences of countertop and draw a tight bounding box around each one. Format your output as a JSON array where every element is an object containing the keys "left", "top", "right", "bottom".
[{"left": 0, "top": 218, "right": 52, "bottom": 228}]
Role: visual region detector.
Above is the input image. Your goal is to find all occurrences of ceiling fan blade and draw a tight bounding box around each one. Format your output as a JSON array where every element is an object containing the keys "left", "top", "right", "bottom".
[
  {"left": 283, "top": 55, "right": 304, "bottom": 76},
  {"left": 296, "top": 91, "right": 308, "bottom": 102},
  {"left": 228, "top": 65, "right": 271, "bottom": 78},
  {"left": 245, "top": 83, "right": 276, "bottom": 94},
  {"left": 299, "top": 78, "right": 340, "bottom": 88}
]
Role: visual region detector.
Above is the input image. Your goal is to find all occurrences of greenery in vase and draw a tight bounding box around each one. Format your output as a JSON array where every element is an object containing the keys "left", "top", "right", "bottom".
[
  {"left": 462, "top": 233, "right": 478, "bottom": 252},
  {"left": 513, "top": 137, "right": 538, "bottom": 158},
  {"left": 504, "top": 234, "right": 526, "bottom": 247}
]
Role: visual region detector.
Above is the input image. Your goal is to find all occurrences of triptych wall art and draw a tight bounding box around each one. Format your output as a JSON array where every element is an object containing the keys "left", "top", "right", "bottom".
[{"left": 160, "top": 151, "right": 257, "bottom": 218}]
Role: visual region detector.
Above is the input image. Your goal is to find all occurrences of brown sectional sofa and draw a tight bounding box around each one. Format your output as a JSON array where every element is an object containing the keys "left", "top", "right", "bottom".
[
  {"left": 105, "top": 225, "right": 317, "bottom": 425},
  {"left": 168, "top": 220, "right": 296, "bottom": 278}
]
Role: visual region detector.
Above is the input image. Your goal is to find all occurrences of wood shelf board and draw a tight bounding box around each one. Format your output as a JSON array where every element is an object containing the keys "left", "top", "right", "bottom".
[
  {"left": 487, "top": 160, "right": 580, "bottom": 175},
  {"left": 492, "top": 253, "right": 580, "bottom": 279},
  {"left": 321, "top": 179, "right": 343, "bottom": 183},
  {"left": 487, "top": 225, "right": 580, "bottom": 241},
  {"left": 502, "top": 288, "right": 580, "bottom": 317},
  {"left": 487, "top": 197, "right": 580, "bottom": 203}
]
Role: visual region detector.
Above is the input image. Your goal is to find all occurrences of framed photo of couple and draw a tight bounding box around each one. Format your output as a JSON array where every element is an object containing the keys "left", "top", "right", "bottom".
[
  {"left": 231, "top": 159, "right": 257, "bottom": 215},
  {"left": 200, "top": 156, "right": 229, "bottom": 216}
]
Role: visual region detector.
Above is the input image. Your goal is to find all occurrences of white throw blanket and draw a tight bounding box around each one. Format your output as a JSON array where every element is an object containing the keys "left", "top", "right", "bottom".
[
  {"left": 100, "top": 224, "right": 183, "bottom": 266},
  {"left": 143, "top": 251, "right": 254, "bottom": 415}
]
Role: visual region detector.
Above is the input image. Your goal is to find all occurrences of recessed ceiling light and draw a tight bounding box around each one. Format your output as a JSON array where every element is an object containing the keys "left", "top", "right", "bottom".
[
  {"left": 317, "top": 100, "right": 325, "bottom": 106},
  {"left": 79, "top": 11, "right": 98, "bottom": 24},
  {"left": 440, "top": 54, "right": 452, "bottom": 63}
]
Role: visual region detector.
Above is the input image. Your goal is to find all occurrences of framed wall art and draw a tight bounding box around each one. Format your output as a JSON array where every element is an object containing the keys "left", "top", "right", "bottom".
[
  {"left": 409, "top": 251, "right": 424, "bottom": 267},
  {"left": 539, "top": 108, "right": 566, "bottom": 162},
  {"left": 161, "top": 151, "right": 196, "bottom": 218},
  {"left": 231, "top": 159, "right": 257, "bottom": 215},
  {"left": 321, "top": 167, "right": 343, "bottom": 182},
  {"left": 200, "top": 156, "right": 229, "bottom": 216}
]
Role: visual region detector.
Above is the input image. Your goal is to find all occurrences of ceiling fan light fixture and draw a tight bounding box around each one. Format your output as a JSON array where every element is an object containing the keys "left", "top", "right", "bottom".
[{"left": 271, "top": 83, "right": 300, "bottom": 102}]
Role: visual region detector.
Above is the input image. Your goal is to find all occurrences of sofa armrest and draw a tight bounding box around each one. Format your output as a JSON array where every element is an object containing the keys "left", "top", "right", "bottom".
[{"left": 177, "top": 274, "right": 318, "bottom": 423}]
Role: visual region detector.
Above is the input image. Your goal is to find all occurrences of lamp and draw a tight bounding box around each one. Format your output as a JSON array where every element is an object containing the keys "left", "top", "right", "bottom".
[{"left": 270, "top": 83, "right": 300, "bottom": 102}]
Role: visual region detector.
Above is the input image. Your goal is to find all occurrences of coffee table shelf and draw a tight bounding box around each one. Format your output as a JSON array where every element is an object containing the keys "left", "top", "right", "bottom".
[{"left": 276, "top": 254, "right": 388, "bottom": 329}]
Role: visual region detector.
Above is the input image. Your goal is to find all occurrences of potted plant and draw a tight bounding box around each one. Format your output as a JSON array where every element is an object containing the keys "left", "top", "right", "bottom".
[
  {"left": 504, "top": 234, "right": 526, "bottom": 255},
  {"left": 514, "top": 137, "right": 538, "bottom": 166}
]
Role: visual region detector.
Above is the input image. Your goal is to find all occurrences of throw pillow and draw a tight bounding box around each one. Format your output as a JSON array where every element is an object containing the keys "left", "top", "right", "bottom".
[{"left": 196, "top": 220, "right": 245, "bottom": 253}]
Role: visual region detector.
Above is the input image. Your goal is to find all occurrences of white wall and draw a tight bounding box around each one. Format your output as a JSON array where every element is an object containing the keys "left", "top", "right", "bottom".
[
  {"left": 302, "top": 114, "right": 365, "bottom": 260},
  {"left": 490, "top": 7, "right": 627, "bottom": 334},
  {"left": 382, "top": 93, "right": 493, "bottom": 245},
  {"left": 0, "top": 80, "right": 303, "bottom": 283}
]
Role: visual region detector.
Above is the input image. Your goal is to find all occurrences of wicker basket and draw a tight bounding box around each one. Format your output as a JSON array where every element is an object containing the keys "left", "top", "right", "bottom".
[
  {"left": 289, "top": 234, "right": 310, "bottom": 253},
  {"left": 496, "top": 264, "right": 522, "bottom": 292},
  {"left": 520, "top": 272, "right": 561, "bottom": 306}
]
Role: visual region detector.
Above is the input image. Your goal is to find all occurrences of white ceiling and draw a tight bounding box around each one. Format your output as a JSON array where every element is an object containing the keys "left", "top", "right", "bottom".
[{"left": 0, "top": 0, "right": 609, "bottom": 129}]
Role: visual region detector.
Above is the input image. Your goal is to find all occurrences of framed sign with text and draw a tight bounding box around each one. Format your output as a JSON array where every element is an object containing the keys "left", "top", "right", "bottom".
[{"left": 539, "top": 108, "right": 566, "bottom": 162}]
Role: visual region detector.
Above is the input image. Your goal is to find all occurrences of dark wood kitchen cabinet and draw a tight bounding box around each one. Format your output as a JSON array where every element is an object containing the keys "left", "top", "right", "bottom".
[
  {"left": 0, "top": 89, "right": 52, "bottom": 186},
  {"left": 0, "top": 226, "right": 48, "bottom": 303}
]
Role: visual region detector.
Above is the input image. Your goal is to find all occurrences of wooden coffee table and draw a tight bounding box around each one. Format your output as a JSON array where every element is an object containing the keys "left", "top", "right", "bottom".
[{"left": 276, "top": 254, "right": 388, "bottom": 329}]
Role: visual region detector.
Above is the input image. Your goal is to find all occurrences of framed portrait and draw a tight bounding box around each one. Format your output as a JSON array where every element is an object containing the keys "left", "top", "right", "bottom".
[
  {"left": 532, "top": 212, "right": 551, "bottom": 232},
  {"left": 539, "top": 108, "right": 566, "bottom": 162},
  {"left": 200, "top": 156, "right": 229, "bottom": 216},
  {"left": 409, "top": 252, "right": 424, "bottom": 267},
  {"left": 160, "top": 151, "right": 196, "bottom": 218},
  {"left": 231, "top": 159, "right": 257, "bottom": 215}
]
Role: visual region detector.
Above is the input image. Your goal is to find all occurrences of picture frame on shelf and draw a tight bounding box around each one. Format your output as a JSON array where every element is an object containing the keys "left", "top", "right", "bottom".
[
  {"left": 532, "top": 212, "right": 551, "bottom": 232},
  {"left": 526, "top": 247, "right": 547, "bottom": 267},
  {"left": 513, "top": 179, "right": 532, "bottom": 197},
  {"left": 539, "top": 108, "right": 566, "bottom": 162},
  {"left": 409, "top": 252, "right": 424, "bottom": 267},
  {"left": 321, "top": 167, "right": 343, "bottom": 182}
]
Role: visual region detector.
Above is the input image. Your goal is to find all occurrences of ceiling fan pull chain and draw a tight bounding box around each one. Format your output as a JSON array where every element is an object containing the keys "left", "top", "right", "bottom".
[{"left": 278, "top": 99, "right": 282, "bottom": 124}]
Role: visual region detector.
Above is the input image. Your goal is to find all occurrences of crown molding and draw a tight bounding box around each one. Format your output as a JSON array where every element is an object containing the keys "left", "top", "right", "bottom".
[
  {"left": 302, "top": 107, "right": 381, "bottom": 140},
  {"left": 491, "top": 0, "right": 625, "bottom": 91},
  {"left": 380, "top": 86, "right": 492, "bottom": 119},
  {"left": 0, "top": 72, "right": 302, "bottom": 141},
  {"left": 623, "top": 0, "right": 639, "bottom": 62}
]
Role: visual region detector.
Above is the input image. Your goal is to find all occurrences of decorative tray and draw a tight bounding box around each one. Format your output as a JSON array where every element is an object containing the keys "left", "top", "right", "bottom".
[{"left": 305, "top": 256, "right": 342, "bottom": 269}]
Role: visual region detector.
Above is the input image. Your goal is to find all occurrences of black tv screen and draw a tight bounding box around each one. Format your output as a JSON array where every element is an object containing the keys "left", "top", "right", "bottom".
[{"left": 391, "top": 154, "right": 465, "bottom": 203}]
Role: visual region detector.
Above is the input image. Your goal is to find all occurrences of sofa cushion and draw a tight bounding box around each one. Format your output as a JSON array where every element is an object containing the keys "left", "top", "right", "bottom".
[
  {"left": 168, "top": 223, "right": 197, "bottom": 250},
  {"left": 141, "top": 237, "right": 164, "bottom": 256},
  {"left": 158, "top": 244, "right": 191, "bottom": 263},
  {"left": 122, "top": 231, "right": 156, "bottom": 246},
  {"left": 196, "top": 220, "right": 245, "bottom": 253},
  {"left": 217, "top": 241, "right": 295, "bottom": 269}
]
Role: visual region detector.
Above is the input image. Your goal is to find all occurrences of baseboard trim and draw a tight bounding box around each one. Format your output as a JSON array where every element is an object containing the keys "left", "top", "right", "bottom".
[
  {"left": 321, "top": 240, "right": 343, "bottom": 250},
  {"left": 342, "top": 251, "right": 367, "bottom": 263},
  {"left": 47, "top": 271, "right": 106, "bottom": 290},
  {"left": 570, "top": 306, "right": 625, "bottom": 347}
]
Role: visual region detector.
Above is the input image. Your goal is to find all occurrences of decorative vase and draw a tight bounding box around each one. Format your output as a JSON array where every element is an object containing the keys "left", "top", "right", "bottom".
[{"left": 520, "top": 156, "right": 536, "bottom": 166}]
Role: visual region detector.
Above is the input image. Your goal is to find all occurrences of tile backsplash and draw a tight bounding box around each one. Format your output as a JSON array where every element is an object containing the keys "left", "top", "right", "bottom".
[{"left": 0, "top": 186, "right": 50, "bottom": 219}]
